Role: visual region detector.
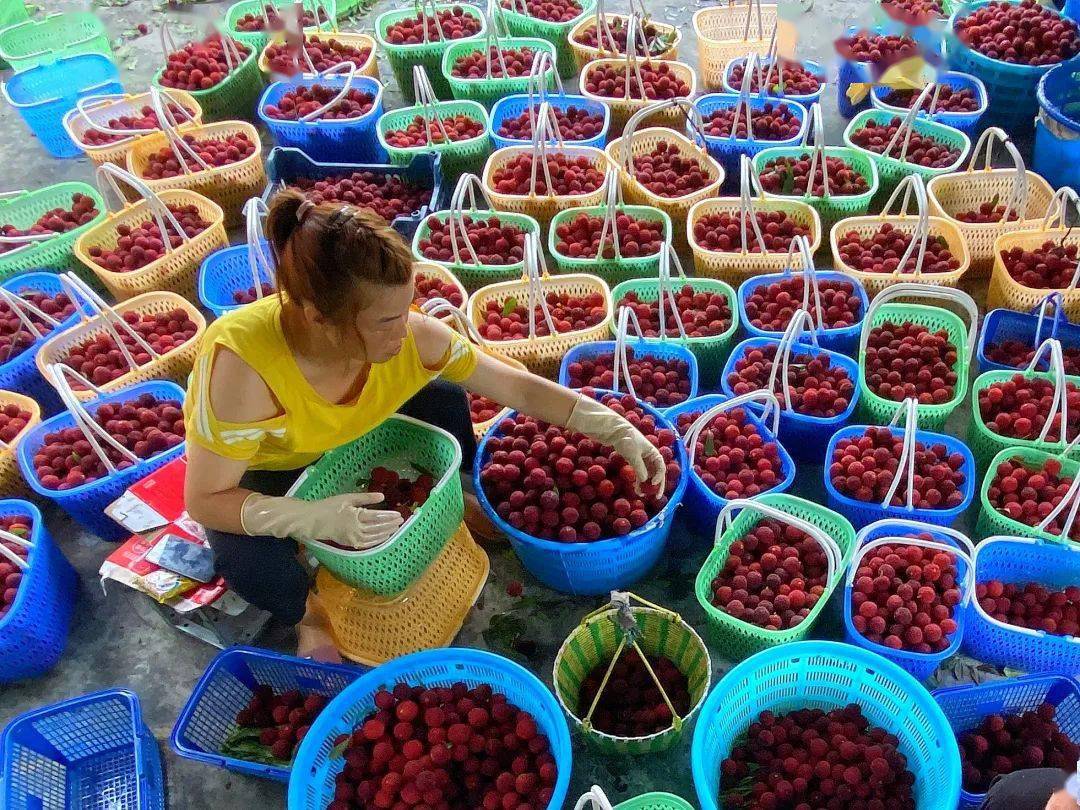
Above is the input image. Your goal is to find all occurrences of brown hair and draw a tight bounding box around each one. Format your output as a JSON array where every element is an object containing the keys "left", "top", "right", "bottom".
[{"left": 265, "top": 188, "right": 414, "bottom": 325}]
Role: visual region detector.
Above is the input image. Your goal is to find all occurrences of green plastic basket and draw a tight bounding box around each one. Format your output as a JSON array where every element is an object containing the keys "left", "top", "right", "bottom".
[
  {"left": 614, "top": 795, "right": 694, "bottom": 810},
  {"left": 496, "top": 0, "right": 595, "bottom": 79},
  {"left": 553, "top": 597, "right": 711, "bottom": 755},
  {"left": 0, "top": 182, "right": 107, "bottom": 282},
  {"left": 843, "top": 109, "right": 970, "bottom": 199},
  {"left": 752, "top": 145, "right": 879, "bottom": 232},
  {"left": 411, "top": 208, "right": 539, "bottom": 292},
  {"left": 291, "top": 414, "right": 464, "bottom": 594},
  {"left": 377, "top": 100, "right": 493, "bottom": 183},
  {"left": 152, "top": 44, "right": 264, "bottom": 123},
  {"left": 0, "top": 12, "right": 111, "bottom": 72},
  {"left": 549, "top": 204, "right": 671, "bottom": 287},
  {"left": 694, "top": 493, "right": 857, "bottom": 663},
  {"left": 225, "top": 0, "right": 336, "bottom": 51},
  {"left": 442, "top": 36, "right": 557, "bottom": 108},
  {"left": 976, "top": 445, "right": 1080, "bottom": 549},
  {"left": 375, "top": 4, "right": 487, "bottom": 103},
  {"left": 610, "top": 276, "right": 739, "bottom": 388}
]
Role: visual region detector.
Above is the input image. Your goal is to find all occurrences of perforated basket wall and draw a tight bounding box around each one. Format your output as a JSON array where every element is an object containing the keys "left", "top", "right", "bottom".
[
  {"left": 693, "top": 3, "right": 777, "bottom": 90},
  {"left": 567, "top": 13, "right": 681, "bottom": 74},
  {"left": 694, "top": 93, "right": 808, "bottom": 181},
  {"left": 614, "top": 794, "right": 695, "bottom": 810},
  {"left": 977, "top": 306, "right": 1080, "bottom": 376},
  {"left": 377, "top": 99, "right": 492, "bottom": 182},
  {"left": 152, "top": 46, "right": 264, "bottom": 123},
  {"left": 548, "top": 203, "right": 670, "bottom": 286},
  {"left": 258, "top": 31, "right": 379, "bottom": 79},
  {"left": 987, "top": 228, "right": 1080, "bottom": 319},
  {"left": 498, "top": 0, "right": 595, "bottom": 78},
  {"left": 558, "top": 339, "right": 700, "bottom": 414},
  {"left": 0, "top": 391, "right": 40, "bottom": 501},
  {"left": 411, "top": 208, "right": 538, "bottom": 292},
  {"left": 0, "top": 182, "right": 107, "bottom": 281},
  {"left": 579, "top": 58, "right": 699, "bottom": 133},
  {"left": 225, "top": 0, "right": 337, "bottom": 51},
  {"left": 0, "top": 12, "right": 111, "bottom": 72},
  {"left": 442, "top": 37, "right": 557, "bottom": 108},
  {"left": 197, "top": 239, "right": 274, "bottom": 318}
]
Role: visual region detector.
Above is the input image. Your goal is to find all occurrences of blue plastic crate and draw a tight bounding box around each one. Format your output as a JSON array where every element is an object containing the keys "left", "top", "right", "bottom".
[
  {"left": 473, "top": 389, "right": 690, "bottom": 595},
  {"left": 16, "top": 380, "right": 186, "bottom": 541},
  {"left": 2, "top": 688, "right": 165, "bottom": 810},
  {"left": 171, "top": 646, "right": 364, "bottom": 782},
  {"left": 977, "top": 298, "right": 1080, "bottom": 375},
  {"left": 1, "top": 53, "right": 122, "bottom": 158},
  {"left": 1035, "top": 59, "right": 1080, "bottom": 205},
  {"left": 264, "top": 146, "right": 444, "bottom": 241},
  {"left": 870, "top": 70, "right": 987, "bottom": 136},
  {"left": 963, "top": 536, "right": 1080, "bottom": 674},
  {"left": 288, "top": 648, "right": 572, "bottom": 809},
  {"left": 488, "top": 91, "right": 609, "bottom": 151},
  {"left": 933, "top": 674, "right": 1080, "bottom": 809},
  {"left": 721, "top": 56, "right": 826, "bottom": 108},
  {"left": 694, "top": 93, "right": 808, "bottom": 187},
  {"left": 197, "top": 239, "right": 274, "bottom": 319},
  {"left": 691, "top": 640, "right": 962, "bottom": 810},
  {"left": 824, "top": 423, "right": 976, "bottom": 530}
]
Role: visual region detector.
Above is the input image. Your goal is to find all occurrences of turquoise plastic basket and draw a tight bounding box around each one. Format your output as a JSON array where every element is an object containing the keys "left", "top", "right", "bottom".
[{"left": 442, "top": 36, "right": 557, "bottom": 108}]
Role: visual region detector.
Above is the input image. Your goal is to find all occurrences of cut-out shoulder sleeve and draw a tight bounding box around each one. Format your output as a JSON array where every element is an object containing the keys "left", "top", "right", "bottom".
[{"left": 411, "top": 312, "right": 479, "bottom": 383}]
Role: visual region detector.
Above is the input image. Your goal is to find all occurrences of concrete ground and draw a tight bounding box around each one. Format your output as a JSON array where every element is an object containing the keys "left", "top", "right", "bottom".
[{"left": 0, "top": 0, "right": 1017, "bottom": 807}]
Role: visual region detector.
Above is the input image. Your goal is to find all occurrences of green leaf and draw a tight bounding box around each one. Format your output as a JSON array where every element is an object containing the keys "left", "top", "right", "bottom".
[
  {"left": 501, "top": 296, "right": 518, "bottom": 317},
  {"left": 329, "top": 733, "right": 350, "bottom": 760},
  {"left": 703, "top": 430, "right": 716, "bottom": 458},
  {"left": 988, "top": 192, "right": 1000, "bottom": 210},
  {"left": 220, "top": 727, "right": 293, "bottom": 766},
  {"left": 482, "top": 611, "right": 527, "bottom": 653},
  {"left": 781, "top": 166, "right": 795, "bottom": 195}
]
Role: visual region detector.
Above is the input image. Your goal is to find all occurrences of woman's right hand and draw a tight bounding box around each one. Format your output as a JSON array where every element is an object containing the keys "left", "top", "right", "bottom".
[{"left": 241, "top": 492, "right": 404, "bottom": 549}]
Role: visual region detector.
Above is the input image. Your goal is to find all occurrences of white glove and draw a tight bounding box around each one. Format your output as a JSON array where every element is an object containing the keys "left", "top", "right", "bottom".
[
  {"left": 566, "top": 395, "right": 666, "bottom": 493},
  {"left": 240, "top": 492, "right": 404, "bottom": 550}
]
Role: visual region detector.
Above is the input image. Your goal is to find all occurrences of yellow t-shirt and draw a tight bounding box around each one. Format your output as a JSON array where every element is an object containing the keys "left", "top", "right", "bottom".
[{"left": 183, "top": 295, "right": 478, "bottom": 471}]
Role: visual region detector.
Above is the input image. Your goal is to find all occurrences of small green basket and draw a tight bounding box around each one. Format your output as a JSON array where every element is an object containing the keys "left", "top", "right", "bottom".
[
  {"left": 573, "top": 786, "right": 695, "bottom": 810},
  {"left": 377, "top": 99, "right": 493, "bottom": 183},
  {"left": 549, "top": 204, "right": 671, "bottom": 287},
  {"left": 152, "top": 39, "right": 264, "bottom": 123},
  {"left": 0, "top": 11, "right": 111, "bottom": 72},
  {"left": 694, "top": 493, "right": 857, "bottom": 663},
  {"left": 0, "top": 182, "right": 107, "bottom": 282},
  {"left": 292, "top": 414, "right": 464, "bottom": 595},
  {"left": 495, "top": 0, "right": 595, "bottom": 79},
  {"left": 553, "top": 594, "right": 712, "bottom": 756},
  {"left": 442, "top": 36, "right": 557, "bottom": 108}
]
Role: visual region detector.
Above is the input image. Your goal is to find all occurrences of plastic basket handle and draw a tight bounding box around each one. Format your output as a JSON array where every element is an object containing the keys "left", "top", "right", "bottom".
[
  {"left": 146, "top": 86, "right": 198, "bottom": 132},
  {"left": 1036, "top": 432, "right": 1080, "bottom": 536},
  {"left": 594, "top": 166, "right": 627, "bottom": 261},
  {"left": 0, "top": 525, "right": 32, "bottom": 552},
  {"left": 46, "top": 363, "right": 140, "bottom": 475},
  {"left": 612, "top": 304, "right": 647, "bottom": 397},
  {"left": 854, "top": 517, "right": 974, "bottom": 555},
  {"left": 523, "top": 233, "right": 557, "bottom": 340},
  {"left": 415, "top": 0, "right": 448, "bottom": 43},
  {"left": 683, "top": 389, "right": 782, "bottom": 463},
  {"left": 421, "top": 298, "right": 486, "bottom": 345},
  {"left": 966, "top": 127, "right": 1028, "bottom": 221},
  {"left": 782, "top": 234, "right": 824, "bottom": 333},
  {"left": 0, "top": 287, "right": 57, "bottom": 342},
  {"left": 728, "top": 52, "right": 758, "bottom": 144},
  {"left": 72, "top": 94, "right": 143, "bottom": 138},
  {"left": 737, "top": 154, "right": 769, "bottom": 253},
  {"left": 882, "top": 84, "right": 934, "bottom": 165},
  {"left": 95, "top": 163, "right": 191, "bottom": 250},
  {"left": 574, "top": 786, "right": 616, "bottom": 810},
  {"left": 527, "top": 101, "right": 565, "bottom": 197},
  {"left": 734, "top": 0, "right": 768, "bottom": 43},
  {"left": 881, "top": 397, "right": 921, "bottom": 510},
  {"left": 617, "top": 13, "right": 650, "bottom": 99},
  {"left": 800, "top": 103, "right": 830, "bottom": 198},
  {"left": 1032, "top": 292, "right": 1067, "bottom": 347},
  {"left": 244, "top": 197, "right": 274, "bottom": 298},
  {"left": 849, "top": 533, "right": 975, "bottom": 607},
  {"left": 526, "top": 50, "right": 563, "bottom": 115},
  {"left": 656, "top": 241, "right": 688, "bottom": 340},
  {"left": 477, "top": 5, "right": 510, "bottom": 80},
  {"left": 446, "top": 173, "right": 498, "bottom": 266},
  {"left": 1025, "top": 338, "right": 1070, "bottom": 445},
  {"left": 620, "top": 98, "right": 706, "bottom": 174},
  {"left": 149, "top": 88, "right": 215, "bottom": 176},
  {"left": 296, "top": 60, "right": 358, "bottom": 122},
  {"left": 0, "top": 541, "right": 27, "bottom": 571},
  {"left": 858, "top": 282, "right": 978, "bottom": 369},
  {"left": 1042, "top": 185, "right": 1080, "bottom": 234},
  {"left": 879, "top": 174, "right": 932, "bottom": 278},
  {"left": 59, "top": 270, "right": 161, "bottom": 367},
  {"left": 766, "top": 308, "right": 819, "bottom": 413}
]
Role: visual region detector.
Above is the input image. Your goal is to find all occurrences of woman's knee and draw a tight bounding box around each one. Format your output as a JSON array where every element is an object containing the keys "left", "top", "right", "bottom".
[{"left": 209, "top": 531, "right": 309, "bottom": 625}]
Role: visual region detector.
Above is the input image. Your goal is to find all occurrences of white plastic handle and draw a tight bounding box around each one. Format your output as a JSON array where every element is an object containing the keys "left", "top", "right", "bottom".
[
  {"left": 298, "top": 60, "right": 359, "bottom": 123},
  {"left": 781, "top": 235, "right": 823, "bottom": 333},
  {"left": 656, "top": 241, "right": 688, "bottom": 340},
  {"left": 848, "top": 533, "right": 975, "bottom": 607},
  {"left": 1023, "top": 338, "right": 1069, "bottom": 445},
  {"left": 527, "top": 101, "right": 565, "bottom": 197},
  {"left": 858, "top": 282, "right": 978, "bottom": 368},
  {"left": 244, "top": 197, "right": 274, "bottom": 298},
  {"left": 855, "top": 518, "right": 974, "bottom": 556},
  {"left": 801, "top": 103, "right": 830, "bottom": 198},
  {"left": 416, "top": 0, "right": 447, "bottom": 43},
  {"left": 736, "top": 155, "right": 768, "bottom": 254},
  {"left": 612, "top": 305, "right": 646, "bottom": 397},
  {"left": 620, "top": 98, "right": 706, "bottom": 174},
  {"left": 95, "top": 163, "right": 191, "bottom": 249},
  {"left": 46, "top": 363, "right": 140, "bottom": 474},
  {"left": 683, "top": 389, "right": 782, "bottom": 464},
  {"left": 1034, "top": 292, "right": 1066, "bottom": 348},
  {"left": 58, "top": 271, "right": 160, "bottom": 367},
  {"left": 522, "top": 233, "right": 557, "bottom": 340},
  {"left": 879, "top": 174, "right": 931, "bottom": 277},
  {"left": 595, "top": 166, "right": 627, "bottom": 260},
  {"left": 881, "top": 397, "right": 920, "bottom": 510},
  {"left": 446, "top": 173, "right": 497, "bottom": 266},
  {"left": 574, "top": 787, "right": 616, "bottom": 810},
  {"left": 965, "top": 127, "right": 1027, "bottom": 220},
  {"left": 150, "top": 87, "right": 215, "bottom": 175},
  {"left": 421, "top": 298, "right": 486, "bottom": 345},
  {"left": 1043, "top": 186, "right": 1080, "bottom": 233},
  {"left": 882, "top": 85, "right": 934, "bottom": 165},
  {"left": 0, "top": 542, "right": 27, "bottom": 571},
  {"left": 766, "top": 308, "right": 819, "bottom": 412},
  {"left": 0, "top": 287, "right": 55, "bottom": 341}
]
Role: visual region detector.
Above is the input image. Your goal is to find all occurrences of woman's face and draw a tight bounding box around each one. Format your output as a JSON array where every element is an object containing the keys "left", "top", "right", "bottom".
[{"left": 350, "top": 275, "right": 415, "bottom": 363}]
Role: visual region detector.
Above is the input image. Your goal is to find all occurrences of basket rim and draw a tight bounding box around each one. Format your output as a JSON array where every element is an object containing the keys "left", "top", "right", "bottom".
[
  {"left": 412, "top": 207, "right": 538, "bottom": 274},
  {"left": 126, "top": 119, "right": 264, "bottom": 183},
  {"left": 482, "top": 142, "right": 611, "bottom": 202},
  {"left": 257, "top": 30, "right": 377, "bottom": 75},
  {"left": 869, "top": 70, "right": 988, "bottom": 118},
  {"left": 976, "top": 306, "right": 1080, "bottom": 370},
  {"left": 373, "top": 3, "right": 487, "bottom": 49},
  {"left": 843, "top": 108, "right": 971, "bottom": 176},
  {"left": 736, "top": 268, "right": 868, "bottom": 338},
  {"left": 0, "top": 182, "right": 108, "bottom": 262},
  {"left": 567, "top": 11, "right": 682, "bottom": 58},
  {"left": 751, "top": 144, "right": 880, "bottom": 203},
  {"left": 688, "top": 194, "right": 823, "bottom": 256},
  {"left": 548, "top": 202, "right": 672, "bottom": 263},
  {"left": 828, "top": 211, "right": 971, "bottom": 279},
  {"left": 609, "top": 276, "right": 741, "bottom": 345},
  {"left": 721, "top": 55, "right": 826, "bottom": 102},
  {"left": 0, "top": 11, "right": 107, "bottom": 61},
  {"left": 970, "top": 367, "right": 1080, "bottom": 454},
  {"left": 197, "top": 239, "right": 274, "bottom": 315},
  {"left": 257, "top": 74, "right": 384, "bottom": 131},
  {"left": 0, "top": 687, "right": 144, "bottom": 760},
  {"left": 694, "top": 92, "right": 809, "bottom": 149},
  {"left": 579, "top": 56, "right": 698, "bottom": 106},
  {"left": 0, "top": 498, "right": 46, "bottom": 639},
  {"left": 62, "top": 88, "right": 203, "bottom": 153},
  {"left": 927, "top": 167, "right": 1057, "bottom": 230},
  {"left": 991, "top": 227, "right": 1080, "bottom": 294},
  {"left": 558, "top": 338, "right": 701, "bottom": 402},
  {"left": 947, "top": 0, "right": 1073, "bottom": 75},
  {"left": 0, "top": 272, "right": 91, "bottom": 367},
  {"left": 499, "top": 0, "right": 595, "bottom": 31},
  {"left": 691, "top": 3, "right": 778, "bottom": 43},
  {"left": 376, "top": 98, "right": 491, "bottom": 155},
  {"left": 441, "top": 35, "right": 557, "bottom": 85},
  {"left": 606, "top": 128, "right": 724, "bottom": 203},
  {"left": 488, "top": 91, "right": 611, "bottom": 146}
]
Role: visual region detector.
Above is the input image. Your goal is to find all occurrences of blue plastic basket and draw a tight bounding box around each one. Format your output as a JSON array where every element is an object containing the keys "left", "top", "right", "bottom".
[
  {"left": 264, "top": 146, "right": 444, "bottom": 241},
  {"left": 197, "top": 239, "right": 274, "bottom": 318},
  {"left": 0, "top": 272, "right": 89, "bottom": 416},
  {"left": 16, "top": 380, "right": 187, "bottom": 542},
  {"left": 721, "top": 56, "right": 826, "bottom": 108},
  {"left": 0, "top": 499, "right": 76, "bottom": 683},
  {"left": 473, "top": 389, "right": 690, "bottom": 595},
  {"left": 288, "top": 648, "right": 572, "bottom": 809},
  {"left": 1, "top": 53, "right": 122, "bottom": 158},
  {"left": 737, "top": 268, "right": 869, "bottom": 356},
  {"left": 690, "top": 640, "right": 962, "bottom": 810},
  {"left": 823, "top": 423, "right": 976, "bottom": 530},
  {"left": 870, "top": 70, "right": 987, "bottom": 136},
  {"left": 963, "top": 536, "right": 1080, "bottom": 674},
  {"left": 977, "top": 298, "right": 1080, "bottom": 375},
  {"left": 488, "top": 91, "right": 609, "bottom": 151},
  {"left": 257, "top": 74, "right": 385, "bottom": 164},
  {"left": 665, "top": 394, "right": 796, "bottom": 535},
  {"left": 837, "top": 26, "right": 885, "bottom": 120},
  {"left": 170, "top": 646, "right": 363, "bottom": 782},
  {"left": 695, "top": 93, "right": 808, "bottom": 186},
  {"left": 842, "top": 521, "right": 973, "bottom": 681},
  {"left": 933, "top": 673, "right": 1080, "bottom": 809},
  {"left": 1035, "top": 59, "right": 1080, "bottom": 192},
  {"left": 2, "top": 688, "right": 165, "bottom": 810},
  {"left": 557, "top": 340, "right": 700, "bottom": 415},
  {"left": 720, "top": 335, "right": 861, "bottom": 462}
]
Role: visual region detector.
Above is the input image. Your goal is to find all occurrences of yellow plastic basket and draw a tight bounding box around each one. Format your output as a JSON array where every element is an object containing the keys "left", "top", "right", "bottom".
[
  {"left": 0, "top": 390, "right": 40, "bottom": 500},
  {"left": 567, "top": 11, "right": 681, "bottom": 74},
  {"left": 578, "top": 53, "right": 698, "bottom": 134},
  {"left": 258, "top": 30, "right": 378, "bottom": 78},
  {"left": 926, "top": 127, "right": 1056, "bottom": 279},
  {"left": 74, "top": 164, "right": 227, "bottom": 303},
  {"left": 316, "top": 521, "right": 489, "bottom": 667},
  {"left": 693, "top": 0, "right": 777, "bottom": 90}
]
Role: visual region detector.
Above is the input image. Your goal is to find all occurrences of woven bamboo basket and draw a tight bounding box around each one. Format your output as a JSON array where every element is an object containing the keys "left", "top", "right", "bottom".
[
  {"left": 0, "top": 390, "right": 40, "bottom": 500},
  {"left": 693, "top": 1, "right": 777, "bottom": 90},
  {"left": 567, "top": 11, "right": 681, "bottom": 74},
  {"left": 413, "top": 261, "right": 467, "bottom": 316},
  {"left": 258, "top": 31, "right": 378, "bottom": 79},
  {"left": 578, "top": 53, "right": 698, "bottom": 134}
]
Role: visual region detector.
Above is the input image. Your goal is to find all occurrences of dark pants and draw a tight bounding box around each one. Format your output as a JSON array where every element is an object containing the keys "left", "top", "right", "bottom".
[
  {"left": 207, "top": 380, "right": 476, "bottom": 624},
  {"left": 981, "top": 768, "right": 1068, "bottom": 810}
]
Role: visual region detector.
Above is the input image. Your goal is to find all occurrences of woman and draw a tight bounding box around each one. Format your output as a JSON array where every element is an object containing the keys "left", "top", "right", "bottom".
[{"left": 183, "top": 190, "right": 665, "bottom": 660}]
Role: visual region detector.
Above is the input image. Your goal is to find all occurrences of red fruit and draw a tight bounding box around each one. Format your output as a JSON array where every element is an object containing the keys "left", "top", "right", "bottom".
[
  {"left": 490, "top": 152, "right": 605, "bottom": 197},
  {"left": 232, "top": 281, "right": 275, "bottom": 306},
  {"left": 554, "top": 210, "right": 663, "bottom": 260},
  {"left": 727, "top": 58, "right": 822, "bottom": 96},
  {"left": 757, "top": 154, "right": 870, "bottom": 197},
  {"left": 675, "top": 406, "right": 785, "bottom": 499},
  {"left": 382, "top": 6, "right": 482, "bottom": 45},
  {"left": 955, "top": 0, "right": 1080, "bottom": 67},
  {"left": 496, "top": 103, "right": 605, "bottom": 142},
  {"left": 693, "top": 209, "right": 811, "bottom": 254},
  {"left": 955, "top": 200, "right": 1021, "bottom": 224},
  {"left": 263, "top": 84, "right": 376, "bottom": 122},
  {"left": 264, "top": 35, "right": 371, "bottom": 75},
  {"left": 477, "top": 291, "right": 606, "bottom": 340},
  {"left": 566, "top": 347, "right": 692, "bottom": 408},
  {"left": 977, "top": 373, "right": 1080, "bottom": 444},
  {"left": 0, "top": 514, "right": 32, "bottom": 612},
  {"left": 1000, "top": 240, "right": 1079, "bottom": 289},
  {"left": 0, "top": 289, "right": 77, "bottom": 363},
  {"left": 80, "top": 102, "right": 196, "bottom": 146},
  {"left": 383, "top": 112, "right": 483, "bottom": 147},
  {"left": 837, "top": 222, "right": 961, "bottom": 276},
  {"left": 881, "top": 0, "right": 944, "bottom": 24},
  {"left": 320, "top": 466, "right": 430, "bottom": 550},
  {"left": 501, "top": 0, "right": 582, "bottom": 21},
  {"left": 983, "top": 340, "right": 1080, "bottom": 375},
  {"left": 863, "top": 319, "right": 959, "bottom": 404},
  {"left": 412, "top": 271, "right": 463, "bottom": 309},
  {"left": 627, "top": 142, "right": 711, "bottom": 198},
  {"left": 726, "top": 342, "right": 855, "bottom": 418},
  {"left": 287, "top": 170, "right": 430, "bottom": 224},
  {"left": 984, "top": 456, "right": 1080, "bottom": 542},
  {"left": 702, "top": 101, "right": 803, "bottom": 141},
  {"left": 505, "top": 580, "right": 523, "bottom": 598},
  {"left": 835, "top": 31, "right": 918, "bottom": 66},
  {"left": 744, "top": 276, "right": 861, "bottom": 333},
  {"left": 583, "top": 61, "right": 691, "bottom": 100},
  {"left": 158, "top": 34, "right": 252, "bottom": 93},
  {"left": 572, "top": 17, "right": 669, "bottom": 56},
  {"left": 86, "top": 204, "right": 212, "bottom": 273},
  {"left": 848, "top": 117, "right": 962, "bottom": 168},
  {"left": 0, "top": 193, "right": 99, "bottom": 255},
  {"left": 233, "top": 4, "right": 329, "bottom": 31},
  {"left": 616, "top": 285, "right": 732, "bottom": 339},
  {"left": 881, "top": 84, "right": 980, "bottom": 113},
  {"left": 450, "top": 46, "right": 539, "bottom": 79},
  {"left": 416, "top": 214, "right": 528, "bottom": 266},
  {"left": 576, "top": 653, "right": 690, "bottom": 737},
  {"left": 469, "top": 393, "right": 505, "bottom": 425},
  {"left": 137, "top": 132, "right": 256, "bottom": 180}
]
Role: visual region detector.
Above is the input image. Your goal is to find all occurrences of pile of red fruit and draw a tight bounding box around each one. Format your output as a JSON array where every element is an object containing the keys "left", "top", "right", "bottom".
[
  {"left": 583, "top": 62, "right": 690, "bottom": 100},
  {"left": 469, "top": 393, "right": 505, "bottom": 426},
  {"left": 86, "top": 205, "right": 213, "bottom": 273},
  {"left": 956, "top": 201, "right": 1020, "bottom": 223},
  {"left": 702, "top": 102, "right": 803, "bottom": 141},
  {"left": 0, "top": 289, "right": 78, "bottom": 363},
  {"left": 576, "top": 652, "right": 690, "bottom": 737},
  {"left": 958, "top": 703, "right": 1079, "bottom": 794},
  {"left": 863, "top": 321, "right": 959, "bottom": 404},
  {"left": 496, "top": 104, "right": 605, "bottom": 142},
  {"left": 329, "top": 680, "right": 558, "bottom": 810},
  {"left": 954, "top": 0, "right": 1080, "bottom": 66},
  {"left": 228, "top": 686, "right": 329, "bottom": 763},
  {"left": 81, "top": 102, "right": 196, "bottom": 146},
  {"left": 553, "top": 211, "right": 663, "bottom": 259},
  {"left": 0, "top": 403, "right": 32, "bottom": 444},
  {"left": 982, "top": 340, "right": 1080, "bottom": 375},
  {"left": 985, "top": 455, "right": 1080, "bottom": 541},
  {"left": 727, "top": 343, "right": 855, "bottom": 418},
  {"left": 829, "top": 427, "right": 968, "bottom": 509},
  {"left": 139, "top": 131, "right": 257, "bottom": 179},
  {"left": 976, "top": 576, "right": 1080, "bottom": 637},
  {"left": 381, "top": 6, "right": 482, "bottom": 44},
  {"left": 366, "top": 466, "right": 434, "bottom": 521},
  {"left": 489, "top": 153, "right": 605, "bottom": 197},
  {"left": 413, "top": 272, "right": 463, "bottom": 309},
  {"left": 60, "top": 309, "right": 200, "bottom": 387},
  {"left": 758, "top": 154, "right": 870, "bottom": 196},
  {"left": 849, "top": 117, "right": 962, "bottom": 168},
  {"left": 450, "top": 46, "right": 538, "bottom": 79},
  {"left": 158, "top": 35, "right": 252, "bottom": 92},
  {"left": 417, "top": 215, "right": 527, "bottom": 266},
  {"left": 478, "top": 291, "right": 607, "bottom": 340},
  {"left": 233, "top": 4, "right": 328, "bottom": 31},
  {"left": 693, "top": 210, "right": 810, "bottom": 253},
  {"left": 566, "top": 348, "right": 692, "bottom": 408},
  {"left": 290, "top": 171, "right": 429, "bottom": 223},
  {"left": 479, "top": 391, "right": 680, "bottom": 541},
  {"left": 882, "top": 0, "right": 944, "bottom": 24},
  {"left": 836, "top": 223, "right": 961, "bottom": 275},
  {"left": 233, "top": 282, "right": 275, "bottom": 306},
  {"left": 881, "top": 85, "right": 980, "bottom": 113},
  {"left": 743, "top": 277, "right": 861, "bottom": 332},
  {"left": 500, "top": 0, "right": 582, "bottom": 22},
  {"left": 849, "top": 536, "right": 962, "bottom": 653},
  {"left": 1000, "top": 241, "right": 1079, "bottom": 289},
  {"left": 834, "top": 31, "right": 918, "bottom": 66},
  {"left": 977, "top": 373, "right": 1080, "bottom": 444},
  {"left": 32, "top": 392, "right": 185, "bottom": 490},
  {"left": 264, "top": 36, "right": 371, "bottom": 75},
  {"left": 0, "top": 194, "right": 99, "bottom": 255},
  {"left": 0, "top": 514, "right": 30, "bottom": 618},
  {"left": 263, "top": 85, "right": 376, "bottom": 122},
  {"left": 382, "top": 113, "right": 483, "bottom": 147},
  {"left": 616, "top": 286, "right": 732, "bottom": 338},
  {"left": 728, "top": 59, "right": 822, "bottom": 96},
  {"left": 675, "top": 407, "right": 785, "bottom": 500},
  {"left": 719, "top": 704, "right": 916, "bottom": 809},
  {"left": 630, "top": 143, "right": 711, "bottom": 199},
  {"left": 572, "top": 18, "right": 669, "bottom": 56}
]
